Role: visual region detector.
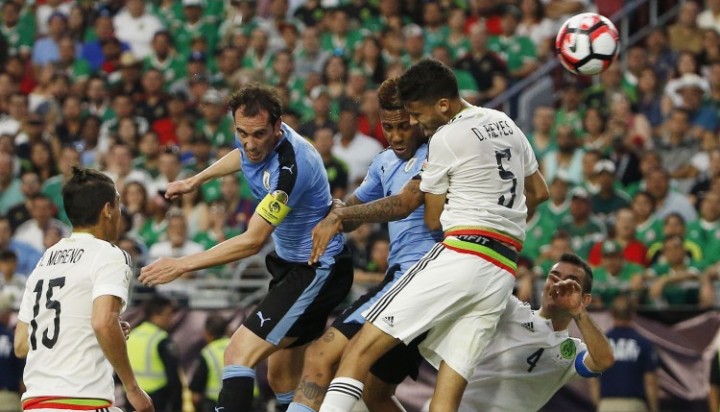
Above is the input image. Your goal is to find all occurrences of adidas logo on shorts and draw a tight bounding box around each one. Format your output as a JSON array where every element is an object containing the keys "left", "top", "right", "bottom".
[
  {"left": 382, "top": 316, "right": 395, "bottom": 327},
  {"left": 521, "top": 322, "right": 534, "bottom": 332}
]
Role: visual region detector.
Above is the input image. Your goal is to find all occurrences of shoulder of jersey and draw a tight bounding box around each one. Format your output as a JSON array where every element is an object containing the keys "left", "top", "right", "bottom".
[{"left": 100, "top": 240, "right": 133, "bottom": 267}]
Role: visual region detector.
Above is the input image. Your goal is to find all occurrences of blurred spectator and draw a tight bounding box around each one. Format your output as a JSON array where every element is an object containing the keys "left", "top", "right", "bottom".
[
  {"left": 56, "top": 35, "right": 91, "bottom": 90},
  {"left": 354, "top": 36, "right": 385, "bottom": 87},
  {"left": 190, "top": 313, "right": 231, "bottom": 412},
  {"left": 608, "top": 92, "right": 651, "bottom": 151},
  {"left": 662, "top": 52, "right": 704, "bottom": 110},
  {"left": 698, "top": 0, "right": 720, "bottom": 32},
  {"left": 294, "top": 26, "right": 328, "bottom": 79},
  {"left": 646, "top": 213, "right": 703, "bottom": 265},
  {"left": 401, "top": 24, "right": 427, "bottom": 68},
  {"left": 647, "top": 235, "right": 704, "bottom": 307},
  {"left": 517, "top": 0, "right": 554, "bottom": 61},
  {"left": 332, "top": 104, "right": 382, "bottom": 189},
  {"left": 654, "top": 108, "right": 700, "bottom": 191},
  {"left": 632, "top": 191, "right": 664, "bottom": 247},
  {"left": 151, "top": 90, "right": 188, "bottom": 147},
  {"left": 139, "top": 190, "right": 172, "bottom": 247},
  {"left": 488, "top": 5, "right": 538, "bottom": 79},
  {"left": 0, "top": 152, "right": 22, "bottom": 215},
  {"left": 0, "top": 250, "right": 25, "bottom": 310},
  {"left": 41, "top": 144, "right": 79, "bottom": 225},
  {"left": 625, "top": 151, "right": 661, "bottom": 198},
  {"left": 122, "top": 180, "right": 149, "bottom": 236},
  {"left": 322, "top": 55, "right": 349, "bottom": 105},
  {"left": 111, "top": 52, "right": 144, "bottom": 101},
  {"left": 174, "top": 0, "right": 218, "bottom": 59},
  {"left": 104, "top": 143, "right": 154, "bottom": 195},
  {"left": 7, "top": 171, "right": 40, "bottom": 231},
  {"left": 154, "top": 148, "right": 189, "bottom": 194},
  {"left": 14, "top": 194, "right": 69, "bottom": 253},
  {"left": 78, "top": 115, "right": 102, "bottom": 166},
  {"left": 345, "top": 222, "right": 375, "bottom": 270},
  {"left": 445, "top": 7, "right": 470, "bottom": 60},
  {"left": 293, "top": 0, "right": 325, "bottom": 28},
  {"left": 137, "top": 69, "right": 169, "bottom": 124},
  {"left": 81, "top": 14, "right": 131, "bottom": 73},
  {"left": 590, "top": 295, "right": 659, "bottom": 412},
  {"left": 99, "top": 94, "right": 149, "bottom": 153},
  {"left": 85, "top": 76, "right": 113, "bottom": 121},
  {"left": 0, "top": 291, "right": 23, "bottom": 412},
  {"left": 144, "top": 31, "right": 186, "bottom": 88},
  {"left": 32, "top": 12, "right": 73, "bottom": 67},
  {"left": 622, "top": 46, "right": 648, "bottom": 103},
  {"left": 134, "top": 131, "right": 162, "bottom": 178},
  {"left": 636, "top": 68, "right": 666, "bottom": 131},
  {"left": 584, "top": 63, "right": 625, "bottom": 115},
  {"left": 353, "top": 233, "right": 390, "bottom": 289},
  {"left": 0, "top": 215, "right": 41, "bottom": 276},
  {"left": 196, "top": 89, "right": 233, "bottom": 147},
  {"left": 591, "top": 243, "right": 645, "bottom": 308},
  {"left": 0, "top": 93, "right": 28, "bottom": 137},
  {"left": 211, "top": 47, "right": 243, "bottom": 90},
  {"left": 581, "top": 150, "right": 602, "bottom": 193},
  {"left": 456, "top": 21, "right": 509, "bottom": 105},
  {"left": 542, "top": 125, "right": 584, "bottom": 186},
  {"left": 645, "top": 28, "right": 677, "bottom": 84},
  {"left": 690, "top": 147, "right": 720, "bottom": 205},
  {"left": 697, "top": 28, "right": 720, "bottom": 71},
  {"left": 314, "top": 127, "right": 348, "bottom": 200},
  {"left": 36, "top": 0, "right": 72, "bottom": 37},
  {"left": 431, "top": 44, "right": 481, "bottom": 105},
  {"left": 356, "top": 89, "right": 386, "bottom": 146},
  {"left": 242, "top": 27, "right": 274, "bottom": 79},
  {"left": 556, "top": 82, "right": 586, "bottom": 136},
  {"left": 0, "top": 0, "right": 33, "bottom": 59},
  {"left": 55, "top": 95, "right": 84, "bottom": 144},
  {"left": 269, "top": 49, "right": 303, "bottom": 107},
  {"left": 536, "top": 171, "right": 571, "bottom": 226},
  {"left": 527, "top": 106, "right": 556, "bottom": 161},
  {"left": 149, "top": 211, "right": 204, "bottom": 261},
  {"left": 114, "top": 0, "right": 165, "bottom": 59},
  {"left": 675, "top": 73, "right": 719, "bottom": 140},
  {"left": 589, "top": 208, "right": 648, "bottom": 268},
  {"left": 581, "top": 107, "right": 610, "bottom": 155},
  {"left": 321, "top": 8, "right": 362, "bottom": 59},
  {"left": 184, "top": 135, "right": 213, "bottom": 176},
  {"left": 193, "top": 200, "right": 241, "bottom": 254},
  {"left": 668, "top": 1, "right": 704, "bottom": 54},
  {"left": 217, "top": 174, "right": 255, "bottom": 233},
  {"left": 558, "top": 187, "right": 606, "bottom": 259},
  {"left": 687, "top": 192, "right": 720, "bottom": 266},
  {"left": 645, "top": 167, "right": 697, "bottom": 222},
  {"left": 523, "top": 208, "right": 556, "bottom": 264},
  {"left": 532, "top": 231, "right": 572, "bottom": 277},
  {"left": 590, "top": 160, "right": 631, "bottom": 224}
]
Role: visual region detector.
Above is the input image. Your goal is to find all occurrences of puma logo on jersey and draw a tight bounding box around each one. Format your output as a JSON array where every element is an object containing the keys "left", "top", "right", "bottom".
[
  {"left": 256, "top": 311, "right": 271, "bottom": 327},
  {"left": 521, "top": 322, "right": 535, "bottom": 332},
  {"left": 382, "top": 316, "right": 395, "bottom": 327},
  {"left": 281, "top": 164, "right": 295, "bottom": 174}
]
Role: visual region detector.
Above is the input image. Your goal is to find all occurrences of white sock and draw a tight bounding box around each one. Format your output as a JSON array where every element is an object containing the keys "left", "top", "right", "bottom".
[{"left": 318, "top": 377, "right": 364, "bottom": 412}]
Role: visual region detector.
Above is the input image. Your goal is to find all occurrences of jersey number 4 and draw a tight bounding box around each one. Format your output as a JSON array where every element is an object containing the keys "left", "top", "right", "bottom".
[
  {"left": 495, "top": 149, "right": 517, "bottom": 208},
  {"left": 30, "top": 277, "right": 66, "bottom": 350},
  {"left": 526, "top": 348, "right": 545, "bottom": 372}
]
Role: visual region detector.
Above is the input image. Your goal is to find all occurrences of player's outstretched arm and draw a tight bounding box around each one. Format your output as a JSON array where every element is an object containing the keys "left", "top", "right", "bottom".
[
  {"left": 524, "top": 170, "right": 550, "bottom": 212},
  {"left": 140, "top": 212, "right": 274, "bottom": 285},
  {"left": 551, "top": 277, "right": 615, "bottom": 373},
  {"left": 309, "top": 180, "right": 424, "bottom": 264},
  {"left": 13, "top": 322, "right": 29, "bottom": 358},
  {"left": 92, "top": 295, "right": 154, "bottom": 412},
  {"left": 165, "top": 148, "right": 242, "bottom": 200}
]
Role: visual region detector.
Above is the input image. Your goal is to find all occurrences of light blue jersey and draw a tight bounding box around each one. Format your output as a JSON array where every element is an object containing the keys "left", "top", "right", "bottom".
[
  {"left": 354, "top": 144, "right": 443, "bottom": 272},
  {"left": 238, "top": 123, "right": 344, "bottom": 264}
]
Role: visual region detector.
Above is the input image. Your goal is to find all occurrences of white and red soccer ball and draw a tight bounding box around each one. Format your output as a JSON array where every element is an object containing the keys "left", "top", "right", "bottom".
[{"left": 555, "top": 13, "right": 619, "bottom": 76}]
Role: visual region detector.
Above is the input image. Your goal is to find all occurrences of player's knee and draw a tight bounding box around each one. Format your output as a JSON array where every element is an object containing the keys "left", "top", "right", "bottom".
[
  {"left": 304, "top": 340, "right": 339, "bottom": 373},
  {"left": 267, "top": 367, "right": 294, "bottom": 394}
]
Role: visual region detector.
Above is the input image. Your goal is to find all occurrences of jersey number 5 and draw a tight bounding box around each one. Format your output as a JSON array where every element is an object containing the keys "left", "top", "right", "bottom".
[
  {"left": 495, "top": 149, "right": 517, "bottom": 208},
  {"left": 30, "top": 277, "right": 66, "bottom": 350}
]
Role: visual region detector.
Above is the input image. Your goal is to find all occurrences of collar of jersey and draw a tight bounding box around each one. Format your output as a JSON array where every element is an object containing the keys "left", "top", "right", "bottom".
[
  {"left": 70, "top": 232, "right": 96, "bottom": 239},
  {"left": 449, "top": 104, "right": 479, "bottom": 123}
]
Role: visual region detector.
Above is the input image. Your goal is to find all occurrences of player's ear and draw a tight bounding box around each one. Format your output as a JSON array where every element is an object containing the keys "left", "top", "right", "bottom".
[
  {"left": 102, "top": 202, "right": 113, "bottom": 220},
  {"left": 436, "top": 98, "right": 450, "bottom": 115},
  {"left": 581, "top": 293, "right": 592, "bottom": 307}
]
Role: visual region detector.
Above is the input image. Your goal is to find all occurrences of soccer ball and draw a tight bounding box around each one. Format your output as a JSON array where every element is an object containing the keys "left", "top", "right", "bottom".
[{"left": 555, "top": 13, "right": 619, "bottom": 76}]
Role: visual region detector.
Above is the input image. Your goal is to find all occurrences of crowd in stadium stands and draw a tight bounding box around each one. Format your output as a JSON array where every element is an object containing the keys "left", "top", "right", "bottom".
[{"left": 0, "top": 0, "right": 716, "bottom": 314}]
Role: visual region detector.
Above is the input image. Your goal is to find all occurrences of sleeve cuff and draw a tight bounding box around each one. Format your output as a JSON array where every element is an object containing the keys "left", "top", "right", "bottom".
[{"left": 575, "top": 351, "right": 602, "bottom": 378}]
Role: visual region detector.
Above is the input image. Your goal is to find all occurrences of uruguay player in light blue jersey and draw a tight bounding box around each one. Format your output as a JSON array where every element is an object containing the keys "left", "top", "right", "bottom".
[
  {"left": 287, "top": 78, "right": 442, "bottom": 412},
  {"left": 140, "top": 85, "right": 353, "bottom": 412}
]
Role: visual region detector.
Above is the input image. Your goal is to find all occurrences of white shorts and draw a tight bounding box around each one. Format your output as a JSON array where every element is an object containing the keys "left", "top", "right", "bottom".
[{"left": 363, "top": 243, "right": 515, "bottom": 380}]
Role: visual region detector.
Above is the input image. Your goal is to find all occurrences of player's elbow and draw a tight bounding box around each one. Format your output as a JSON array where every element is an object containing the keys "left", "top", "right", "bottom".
[
  {"left": 91, "top": 314, "right": 115, "bottom": 337},
  {"left": 424, "top": 215, "right": 442, "bottom": 231}
]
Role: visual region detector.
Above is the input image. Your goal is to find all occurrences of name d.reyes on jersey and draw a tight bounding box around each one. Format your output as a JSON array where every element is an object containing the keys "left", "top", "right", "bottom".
[{"left": 470, "top": 120, "right": 515, "bottom": 141}]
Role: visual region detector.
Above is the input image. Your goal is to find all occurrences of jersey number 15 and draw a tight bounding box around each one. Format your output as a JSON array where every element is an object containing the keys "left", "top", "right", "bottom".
[{"left": 29, "top": 277, "right": 66, "bottom": 350}]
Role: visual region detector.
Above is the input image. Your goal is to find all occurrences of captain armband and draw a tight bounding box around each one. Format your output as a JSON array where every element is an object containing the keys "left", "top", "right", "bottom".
[
  {"left": 574, "top": 350, "right": 602, "bottom": 378},
  {"left": 257, "top": 190, "right": 292, "bottom": 226}
]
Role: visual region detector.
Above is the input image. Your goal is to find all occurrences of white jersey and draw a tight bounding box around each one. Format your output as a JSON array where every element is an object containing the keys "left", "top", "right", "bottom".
[
  {"left": 459, "top": 296, "right": 587, "bottom": 412},
  {"left": 18, "top": 233, "right": 133, "bottom": 403},
  {"left": 420, "top": 106, "right": 539, "bottom": 244}
]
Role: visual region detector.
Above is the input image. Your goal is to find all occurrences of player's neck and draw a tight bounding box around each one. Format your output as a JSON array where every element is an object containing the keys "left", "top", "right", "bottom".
[
  {"left": 538, "top": 308, "right": 571, "bottom": 331},
  {"left": 73, "top": 226, "right": 110, "bottom": 242},
  {"left": 448, "top": 99, "right": 472, "bottom": 120}
]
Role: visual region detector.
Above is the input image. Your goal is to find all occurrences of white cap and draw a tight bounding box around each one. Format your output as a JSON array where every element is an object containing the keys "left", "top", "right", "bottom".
[
  {"left": 182, "top": 0, "right": 205, "bottom": 7},
  {"left": 593, "top": 159, "right": 616, "bottom": 175}
]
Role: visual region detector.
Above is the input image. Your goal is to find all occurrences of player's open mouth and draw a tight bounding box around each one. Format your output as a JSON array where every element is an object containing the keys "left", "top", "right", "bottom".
[{"left": 392, "top": 146, "right": 406, "bottom": 154}]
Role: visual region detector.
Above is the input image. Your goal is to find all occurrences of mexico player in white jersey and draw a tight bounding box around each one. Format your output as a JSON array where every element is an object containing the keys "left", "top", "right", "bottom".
[
  {"left": 459, "top": 253, "right": 615, "bottom": 412},
  {"left": 321, "top": 59, "right": 550, "bottom": 412},
  {"left": 14, "top": 168, "right": 153, "bottom": 412}
]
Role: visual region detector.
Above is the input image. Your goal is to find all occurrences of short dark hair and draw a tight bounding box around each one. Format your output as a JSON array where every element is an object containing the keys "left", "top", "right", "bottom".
[
  {"left": 144, "top": 294, "right": 175, "bottom": 319},
  {"left": 62, "top": 167, "right": 117, "bottom": 227},
  {"left": 0, "top": 250, "right": 17, "bottom": 262},
  {"left": 229, "top": 84, "right": 283, "bottom": 125},
  {"left": 610, "top": 294, "right": 636, "bottom": 321},
  {"left": 377, "top": 77, "right": 403, "bottom": 111},
  {"left": 634, "top": 190, "right": 656, "bottom": 208},
  {"left": 559, "top": 252, "right": 593, "bottom": 293},
  {"left": 205, "top": 313, "right": 228, "bottom": 339},
  {"left": 398, "top": 59, "right": 459, "bottom": 104}
]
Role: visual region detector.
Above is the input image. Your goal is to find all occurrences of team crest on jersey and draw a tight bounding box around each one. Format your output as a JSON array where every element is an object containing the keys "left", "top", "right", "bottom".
[
  {"left": 560, "top": 339, "right": 576, "bottom": 359},
  {"left": 404, "top": 158, "right": 417, "bottom": 173},
  {"left": 263, "top": 170, "right": 271, "bottom": 190}
]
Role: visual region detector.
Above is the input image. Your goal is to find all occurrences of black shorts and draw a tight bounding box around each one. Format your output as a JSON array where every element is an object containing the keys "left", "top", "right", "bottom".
[
  {"left": 331, "top": 264, "right": 424, "bottom": 384},
  {"left": 243, "top": 248, "right": 353, "bottom": 348}
]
